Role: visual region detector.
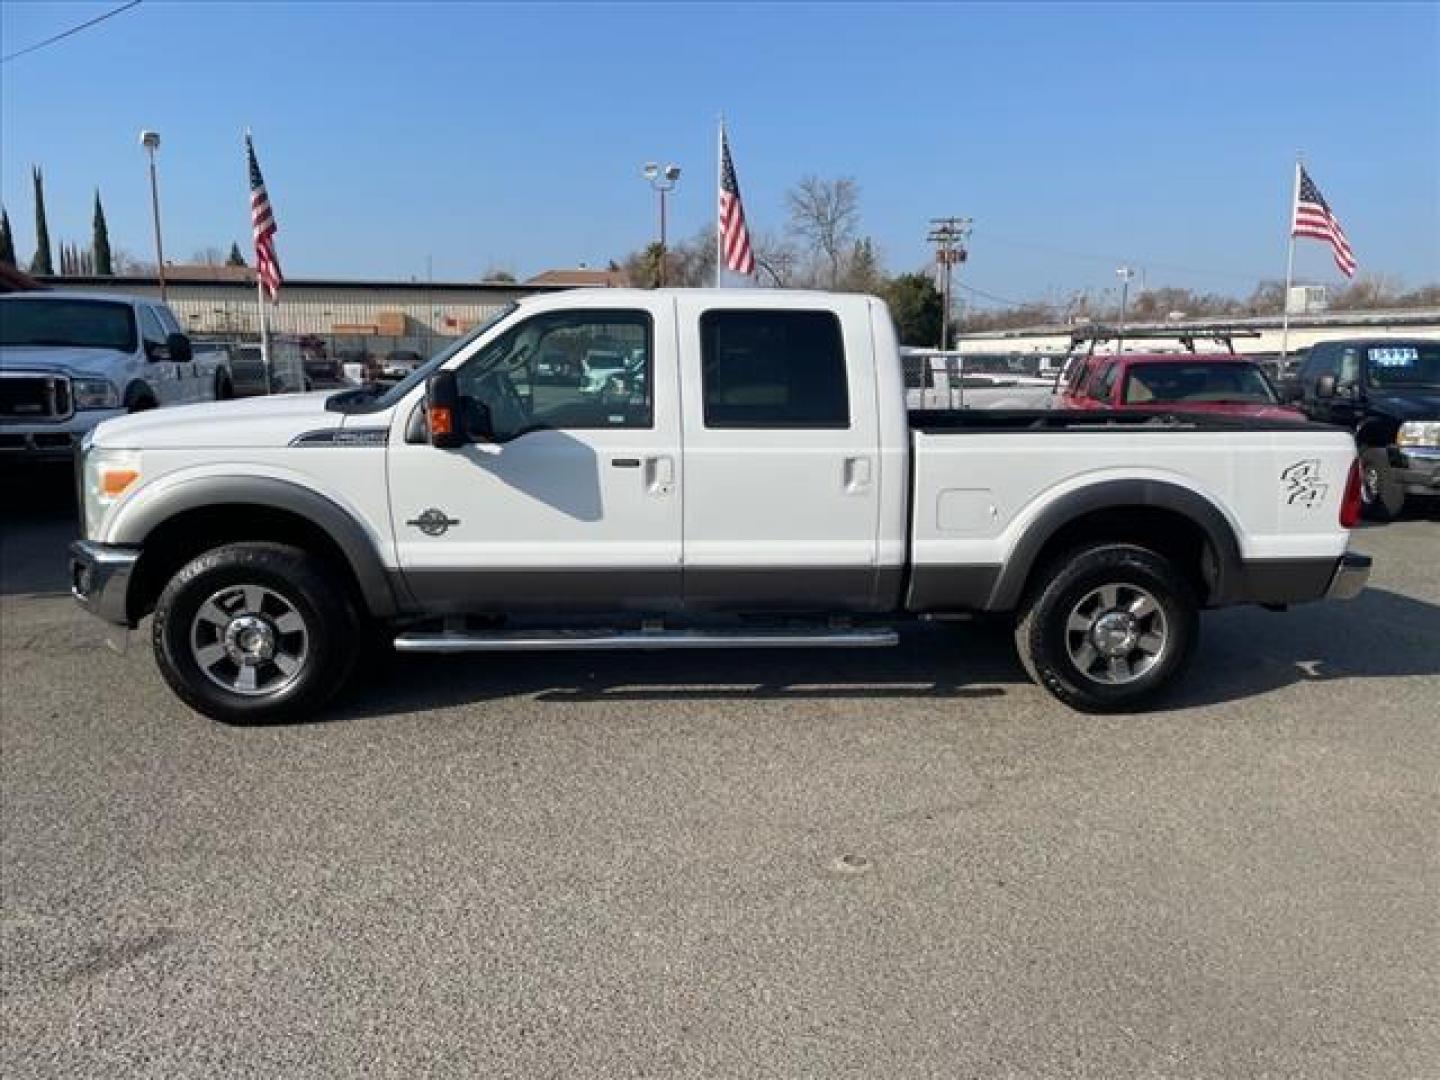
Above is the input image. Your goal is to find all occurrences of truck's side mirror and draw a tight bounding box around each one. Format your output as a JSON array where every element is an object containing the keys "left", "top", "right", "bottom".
[
  {"left": 426, "top": 371, "right": 466, "bottom": 449},
  {"left": 167, "top": 333, "right": 193, "bottom": 364},
  {"left": 1315, "top": 374, "right": 1336, "bottom": 400}
]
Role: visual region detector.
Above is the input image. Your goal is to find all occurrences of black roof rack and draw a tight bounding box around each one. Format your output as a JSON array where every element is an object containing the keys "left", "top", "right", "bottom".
[{"left": 1070, "top": 325, "right": 1262, "bottom": 355}]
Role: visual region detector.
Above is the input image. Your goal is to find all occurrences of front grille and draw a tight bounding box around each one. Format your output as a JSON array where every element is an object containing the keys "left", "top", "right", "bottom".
[{"left": 0, "top": 375, "right": 73, "bottom": 420}]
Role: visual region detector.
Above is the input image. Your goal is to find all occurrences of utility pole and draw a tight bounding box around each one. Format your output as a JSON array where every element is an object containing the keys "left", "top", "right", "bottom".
[{"left": 927, "top": 217, "right": 971, "bottom": 349}]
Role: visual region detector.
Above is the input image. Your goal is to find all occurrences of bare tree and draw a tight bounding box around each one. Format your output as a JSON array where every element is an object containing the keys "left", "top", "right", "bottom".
[
  {"left": 190, "top": 246, "right": 226, "bottom": 266},
  {"left": 751, "top": 231, "right": 801, "bottom": 287},
  {"left": 110, "top": 248, "right": 156, "bottom": 275},
  {"left": 1332, "top": 272, "right": 1404, "bottom": 310},
  {"left": 785, "top": 175, "right": 860, "bottom": 288}
]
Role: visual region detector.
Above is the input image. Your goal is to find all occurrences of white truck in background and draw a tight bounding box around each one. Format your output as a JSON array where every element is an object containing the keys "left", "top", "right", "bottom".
[
  {"left": 70, "top": 289, "right": 1370, "bottom": 723},
  {"left": 0, "top": 290, "right": 233, "bottom": 459}
]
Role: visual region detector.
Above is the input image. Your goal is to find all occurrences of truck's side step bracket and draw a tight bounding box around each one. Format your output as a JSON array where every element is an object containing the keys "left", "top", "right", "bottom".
[{"left": 393, "top": 628, "right": 900, "bottom": 653}]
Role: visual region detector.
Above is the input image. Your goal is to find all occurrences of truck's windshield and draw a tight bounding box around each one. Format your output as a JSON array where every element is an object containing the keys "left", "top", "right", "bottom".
[
  {"left": 0, "top": 299, "right": 138, "bottom": 352},
  {"left": 1123, "top": 361, "right": 1276, "bottom": 405},
  {"left": 1366, "top": 344, "right": 1440, "bottom": 389}
]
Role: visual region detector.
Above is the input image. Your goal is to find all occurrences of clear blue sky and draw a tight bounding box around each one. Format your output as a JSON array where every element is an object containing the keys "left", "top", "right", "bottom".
[{"left": 3, "top": 1, "right": 1437, "bottom": 306}]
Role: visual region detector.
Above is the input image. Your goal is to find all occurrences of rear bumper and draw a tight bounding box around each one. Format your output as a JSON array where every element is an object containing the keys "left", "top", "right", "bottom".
[
  {"left": 69, "top": 540, "right": 140, "bottom": 627},
  {"left": 1230, "top": 551, "right": 1371, "bottom": 607}
]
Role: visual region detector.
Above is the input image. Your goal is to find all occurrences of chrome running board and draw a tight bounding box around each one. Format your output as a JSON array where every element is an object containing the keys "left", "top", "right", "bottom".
[{"left": 393, "top": 627, "right": 899, "bottom": 653}]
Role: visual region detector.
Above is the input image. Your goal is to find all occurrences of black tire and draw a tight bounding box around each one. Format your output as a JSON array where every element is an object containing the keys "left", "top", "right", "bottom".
[
  {"left": 1359, "top": 447, "right": 1404, "bottom": 522},
  {"left": 125, "top": 387, "right": 157, "bottom": 413},
  {"left": 152, "top": 542, "right": 361, "bottom": 724},
  {"left": 1013, "top": 543, "right": 1199, "bottom": 713}
]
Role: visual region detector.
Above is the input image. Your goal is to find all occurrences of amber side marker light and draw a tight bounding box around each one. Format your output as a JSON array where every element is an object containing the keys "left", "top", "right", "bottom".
[{"left": 100, "top": 468, "right": 141, "bottom": 498}]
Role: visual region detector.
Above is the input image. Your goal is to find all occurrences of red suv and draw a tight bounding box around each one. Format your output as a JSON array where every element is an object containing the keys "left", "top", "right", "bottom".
[{"left": 1058, "top": 353, "right": 1305, "bottom": 421}]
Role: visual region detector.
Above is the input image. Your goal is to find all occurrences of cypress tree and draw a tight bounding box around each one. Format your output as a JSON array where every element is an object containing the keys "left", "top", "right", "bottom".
[
  {"left": 225, "top": 241, "right": 246, "bottom": 267},
  {"left": 30, "top": 167, "right": 54, "bottom": 275},
  {"left": 93, "top": 190, "right": 114, "bottom": 276},
  {"left": 0, "top": 208, "right": 15, "bottom": 267}
]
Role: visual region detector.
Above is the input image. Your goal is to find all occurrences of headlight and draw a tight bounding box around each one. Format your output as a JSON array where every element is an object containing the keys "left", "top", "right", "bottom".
[
  {"left": 82, "top": 447, "right": 142, "bottom": 540},
  {"left": 1396, "top": 421, "right": 1440, "bottom": 449},
  {"left": 72, "top": 377, "right": 120, "bottom": 410}
]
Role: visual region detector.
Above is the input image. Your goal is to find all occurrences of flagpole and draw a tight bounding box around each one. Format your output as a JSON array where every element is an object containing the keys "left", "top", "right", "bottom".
[
  {"left": 256, "top": 275, "right": 272, "bottom": 395},
  {"left": 715, "top": 114, "right": 724, "bottom": 289},
  {"left": 247, "top": 128, "right": 272, "bottom": 395},
  {"left": 1280, "top": 153, "right": 1301, "bottom": 362}
]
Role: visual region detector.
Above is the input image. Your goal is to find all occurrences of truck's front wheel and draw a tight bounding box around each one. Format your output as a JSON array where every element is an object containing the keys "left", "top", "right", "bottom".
[
  {"left": 152, "top": 543, "right": 360, "bottom": 724},
  {"left": 1014, "top": 543, "right": 1198, "bottom": 712}
]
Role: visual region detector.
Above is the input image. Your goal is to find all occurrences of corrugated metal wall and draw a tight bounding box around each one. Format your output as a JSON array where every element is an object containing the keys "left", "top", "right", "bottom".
[{"left": 53, "top": 280, "right": 544, "bottom": 338}]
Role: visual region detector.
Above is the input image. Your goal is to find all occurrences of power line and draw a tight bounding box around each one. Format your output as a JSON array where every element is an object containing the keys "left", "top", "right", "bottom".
[{"left": 1, "top": 0, "right": 143, "bottom": 65}]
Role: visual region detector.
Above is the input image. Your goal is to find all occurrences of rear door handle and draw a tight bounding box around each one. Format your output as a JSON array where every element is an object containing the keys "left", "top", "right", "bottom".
[{"left": 611, "top": 458, "right": 641, "bottom": 468}]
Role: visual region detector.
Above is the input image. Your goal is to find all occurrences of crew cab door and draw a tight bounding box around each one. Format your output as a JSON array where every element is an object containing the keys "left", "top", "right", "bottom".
[
  {"left": 675, "top": 297, "right": 882, "bottom": 611},
  {"left": 386, "top": 298, "right": 683, "bottom": 613}
]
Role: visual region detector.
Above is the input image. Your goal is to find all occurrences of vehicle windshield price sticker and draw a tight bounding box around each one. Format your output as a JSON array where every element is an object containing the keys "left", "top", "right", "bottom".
[{"left": 1370, "top": 347, "right": 1418, "bottom": 367}]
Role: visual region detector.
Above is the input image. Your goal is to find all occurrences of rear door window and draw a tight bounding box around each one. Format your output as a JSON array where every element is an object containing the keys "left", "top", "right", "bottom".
[{"left": 700, "top": 310, "right": 849, "bottom": 428}]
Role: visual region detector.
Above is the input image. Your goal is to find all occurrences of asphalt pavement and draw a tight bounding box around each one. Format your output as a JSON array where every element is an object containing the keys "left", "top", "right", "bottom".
[{"left": 2, "top": 465, "right": 1437, "bottom": 1079}]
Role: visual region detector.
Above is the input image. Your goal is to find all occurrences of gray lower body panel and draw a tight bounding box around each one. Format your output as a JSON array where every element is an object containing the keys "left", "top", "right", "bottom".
[{"left": 399, "top": 566, "right": 901, "bottom": 615}]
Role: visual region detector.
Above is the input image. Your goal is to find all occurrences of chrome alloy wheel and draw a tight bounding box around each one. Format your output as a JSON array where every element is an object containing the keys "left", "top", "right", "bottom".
[
  {"left": 1064, "top": 582, "right": 1168, "bottom": 685},
  {"left": 190, "top": 584, "right": 309, "bottom": 697},
  {"left": 1361, "top": 464, "right": 1381, "bottom": 505}
]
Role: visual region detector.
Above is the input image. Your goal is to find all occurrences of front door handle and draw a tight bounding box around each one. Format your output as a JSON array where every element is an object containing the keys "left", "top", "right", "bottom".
[
  {"left": 645, "top": 455, "right": 674, "bottom": 497},
  {"left": 843, "top": 456, "right": 873, "bottom": 494}
]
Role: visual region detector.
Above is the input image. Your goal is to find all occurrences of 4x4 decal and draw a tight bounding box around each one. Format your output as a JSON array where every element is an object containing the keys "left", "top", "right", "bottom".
[{"left": 1281, "top": 459, "right": 1328, "bottom": 508}]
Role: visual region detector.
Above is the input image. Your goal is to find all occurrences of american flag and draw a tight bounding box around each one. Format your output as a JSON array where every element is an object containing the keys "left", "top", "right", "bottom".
[
  {"left": 718, "top": 127, "right": 754, "bottom": 276},
  {"left": 1292, "top": 165, "right": 1356, "bottom": 278},
  {"left": 247, "top": 134, "right": 283, "bottom": 301}
]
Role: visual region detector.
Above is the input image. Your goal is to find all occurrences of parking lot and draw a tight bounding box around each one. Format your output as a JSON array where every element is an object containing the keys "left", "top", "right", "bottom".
[{"left": 2, "top": 467, "right": 1437, "bottom": 1079}]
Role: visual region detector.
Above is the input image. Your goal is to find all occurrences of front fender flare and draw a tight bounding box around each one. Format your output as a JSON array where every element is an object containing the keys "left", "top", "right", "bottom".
[{"left": 108, "top": 474, "right": 399, "bottom": 617}]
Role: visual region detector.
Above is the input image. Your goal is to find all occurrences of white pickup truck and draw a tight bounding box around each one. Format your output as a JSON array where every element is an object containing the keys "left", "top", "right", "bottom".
[
  {"left": 69, "top": 289, "right": 1371, "bottom": 723},
  {"left": 1, "top": 290, "right": 233, "bottom": 459}
]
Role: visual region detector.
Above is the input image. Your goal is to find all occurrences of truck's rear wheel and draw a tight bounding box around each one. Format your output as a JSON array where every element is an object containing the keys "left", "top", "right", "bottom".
[
  {"left": 1359, "top": 447, "right": 1404, "bottom": 522},
  {"left": 152, "top": 542, "right": 360, "bottom": 724},
  {"left": 1014, "top": 543, "right": 1198, "bottom": 712}
]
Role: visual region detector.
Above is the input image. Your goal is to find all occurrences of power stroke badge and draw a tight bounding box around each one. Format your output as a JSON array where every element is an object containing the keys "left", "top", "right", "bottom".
[
  {"left": 406, "top": 508, "right": 461, "bottom": 536},
  {"left": 1281, "top": 460, "right": 1328, "bottom": 508}
]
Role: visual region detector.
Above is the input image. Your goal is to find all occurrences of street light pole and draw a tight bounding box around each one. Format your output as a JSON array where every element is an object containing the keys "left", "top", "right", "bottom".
[
  {"left": 140, "top": 130, "right": 166, "bottom": 301},
  {"left": 642, "top": 162, "right": 680, "bottom": 287},
  {"left": 1115, "top": 266, "right": 1135, "bottom": 355}
]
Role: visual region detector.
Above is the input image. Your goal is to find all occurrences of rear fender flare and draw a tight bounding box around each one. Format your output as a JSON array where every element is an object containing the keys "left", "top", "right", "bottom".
[{"left": 988, "top": 479, "right": 1243, "bottom": 610}]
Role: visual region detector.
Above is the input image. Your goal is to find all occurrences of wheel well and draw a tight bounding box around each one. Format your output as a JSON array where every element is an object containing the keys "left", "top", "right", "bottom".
[
  {"left": 123, "top": 381, "right": 156, "bottom": 409},
  {"left": 1355, "top": 419, "right": 1395, "bottom": 450},
  {"left": 1025, "top": 506, "right": 1216, "bottom": 605},
  {"left": 129, "top": 504, "right": 368, "bottom": 622}
]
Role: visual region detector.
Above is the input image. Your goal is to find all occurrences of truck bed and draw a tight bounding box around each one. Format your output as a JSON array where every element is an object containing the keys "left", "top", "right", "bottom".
[{"left": 908, "top": 408, "right": 1334, "bottom": 433}]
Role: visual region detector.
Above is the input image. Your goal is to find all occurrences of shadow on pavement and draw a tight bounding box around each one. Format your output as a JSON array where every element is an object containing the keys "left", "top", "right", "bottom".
[
  {"left": 333, "top": 583, "right": 1440, "bottom": 723},
  {"left": 0, "top": 464, "right": 79, "bottom": 598}
]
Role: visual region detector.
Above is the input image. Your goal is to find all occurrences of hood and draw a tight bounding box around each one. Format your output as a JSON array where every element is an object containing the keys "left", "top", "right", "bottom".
[
  {"left": 0, "top": 345, "right": 131, "bottom": 379},
  {"left": 1367, "top": 391, "right": 1440, "bottom": 421},
  {"left": 90, "top": 391, "right": 352, "bottom": 450}
]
